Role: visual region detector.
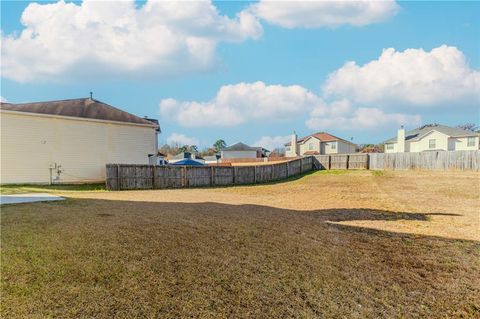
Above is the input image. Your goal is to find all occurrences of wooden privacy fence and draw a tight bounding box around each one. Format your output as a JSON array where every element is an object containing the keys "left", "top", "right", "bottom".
[
  {"left": 106, "top": 157, "right": 314, "bottom": 191},
  {"left": 369, "top": 150, "right": 480, "bottom": 171},
  {"left": 313, "top": 154, "right": 369, "bottom": 170}
]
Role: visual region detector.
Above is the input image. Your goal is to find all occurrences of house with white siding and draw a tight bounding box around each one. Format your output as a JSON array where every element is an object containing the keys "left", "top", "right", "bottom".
[
  {"left": 285, "top": 132, "right": 357, "bottom": 157},
  {"left": 384, "top": 124, "right": 479, "bottom": 153},
  {"left": 221, "top": 142, "right": 268, "bottom": 159},
  {"left": 0, "top": 97, "right": 160, "bottom": 184}
]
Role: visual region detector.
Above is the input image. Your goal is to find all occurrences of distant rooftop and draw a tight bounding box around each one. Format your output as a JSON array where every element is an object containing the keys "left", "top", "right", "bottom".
[{"left": 384, "top": 124, "right": 479, "bottom": 143}]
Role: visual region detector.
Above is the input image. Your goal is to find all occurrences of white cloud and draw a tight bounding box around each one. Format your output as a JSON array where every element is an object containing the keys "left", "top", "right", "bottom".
[
  {"left": 253, "top": 135, "right": 291, "bottom": 151},
  {"left": 166, "top": 133, "right": 199, "bottom": 146},
  {"left": 0, "top": 96, "right": 7, "bottom": 103},
  {"left": 323, "top": 45, "right": 480, "bottom": 106},
  {"left": 1, "top": 0, "right": 262, "bottom": 82},
  {"left": 159, "top": 81, "right": 322, "bottom": 127},
  {"left": 251, "top": 0, "right": 399, "bottom": 29},
  {"left": 306, "top": 100, "right": 422, "bottom": 130}
]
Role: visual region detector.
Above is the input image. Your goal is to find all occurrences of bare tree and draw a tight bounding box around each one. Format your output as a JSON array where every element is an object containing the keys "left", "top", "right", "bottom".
[{"left": 457, "top": 123, "right": 478, "bottom": 132}]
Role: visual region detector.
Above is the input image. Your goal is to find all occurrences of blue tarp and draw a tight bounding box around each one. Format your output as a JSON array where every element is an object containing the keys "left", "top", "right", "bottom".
[{"left": 169, "top": 159, "right": 205, "bottom": 166}]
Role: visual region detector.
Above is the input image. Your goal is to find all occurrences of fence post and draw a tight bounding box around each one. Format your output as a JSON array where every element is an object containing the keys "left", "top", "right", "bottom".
[
  {"left": 232, "top": 166, "right": 236, "bottom": 184},
  {"left": 151, "top": 165, "right": 155, "bottom": 189},
  {"left": 182, "top": 166, "right": 187, "bottom": 187},
  {"left": 254, "top": 165, "right": 257, "bottom": 183},
  {"left": 116, "top": 164, "right": 121, "bottom": 190},
  {"left": 211, "top": 166, "right": 214, "bottom": 186},
  {"left": 346, "top": 155, "right": 350, "bottom": 170}
]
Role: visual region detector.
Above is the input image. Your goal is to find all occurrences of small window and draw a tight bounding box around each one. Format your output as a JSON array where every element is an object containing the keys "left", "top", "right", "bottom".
[
  {"left": 386, "top": 143, "right": 394, "bottom": 150},
  {"left": 331, "top": 142, "right": 336, "bottom": 150},
  {"left": 467, "top": 137, "right": 475, "bottom": 147},
  {"left": 286, "top": 146, "right": 291, "bottom": 151},
  {"left": 309, "top": 143, "right": 314, "bottom": 150},
  {"left": 429, "top": 139, "right": 436, "bottom": 149}
]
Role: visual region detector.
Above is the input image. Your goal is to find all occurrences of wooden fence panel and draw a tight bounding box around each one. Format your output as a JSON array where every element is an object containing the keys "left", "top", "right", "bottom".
[
  {"left": 314, "top": 155, "right": 330, "bottom": 170},
  {"left": 105, "top": 164, "right": 119, "bottom": 190},
  {"left": 330, "top": 155, "right": 348, "bottom": 169},
  {"left": 105, "top": 156, "right": 316, "bottom": 190},
  {"left": 287, "top": 159, "right": 301, "bottom": 176},
  {"left": 213, "top": 167, "right": 234, "bottom": 186},
  {"left": 272, "top": 162, "right": 288, "bottom": 180},
  {"left": 135, "top": 165, "right": 153, "bottom": 189},
  {"left": 186, "top": 166, "right": 211, "bottom": 187},
  {"left": 301, "top": 157, "right": 313, "bottom": 172},
  {"left": 234, "top": 166, "right": 255, "bottom": 184},
  {"left": 119, "top": 165, "right": 139, "bottom": 190},
  {"left": 369, "top": 150, "right": 480, "bottom": 170},
  {"left": 154, "top": 166, "right": 183, "bottom": 188},
  {"left": 348, "top": 154, "right": 368, "bottom": 169},
  {"left": 256, "top": 165, "right": 273, "bottom": 183}
]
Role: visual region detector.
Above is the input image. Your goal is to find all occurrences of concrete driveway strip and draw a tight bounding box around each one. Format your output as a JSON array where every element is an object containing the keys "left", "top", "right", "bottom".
[{"left": 0, "top": 193, "right": 65, "bottom": 205}]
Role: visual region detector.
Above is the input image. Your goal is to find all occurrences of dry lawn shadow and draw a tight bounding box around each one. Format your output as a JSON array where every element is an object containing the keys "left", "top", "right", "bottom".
[{"left": 1, "top": 199, "right": 479, "bottom": 318}]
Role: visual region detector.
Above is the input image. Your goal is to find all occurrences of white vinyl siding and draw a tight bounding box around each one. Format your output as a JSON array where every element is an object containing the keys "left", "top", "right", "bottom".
[
  {"left": 221, "top": 150, "right": 257, "bottom": 159},
  {"left": 1, "top": 111, "right": 156, "bottom": 184}
]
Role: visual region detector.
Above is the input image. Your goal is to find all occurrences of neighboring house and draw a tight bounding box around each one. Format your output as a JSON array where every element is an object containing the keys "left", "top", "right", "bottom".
[
  {"left": 0, "top": 97, "right": 160, "bottom": 184},
  {"left": 169, "top": 152, "right": 205, "bottom": 164},
  {"left": 384, "top": 124, "right": 480, "bottom": 153},
  {"left": 285, "top": 132, "right": 357, "bottom": 157},
  {"left": 149, "top": 151, "right": 168, "bottom": 165},
  {"left": 204, "top": 154, "right": 221, "bottom": 164},
  {"left": 220, "top": 142, "right": 268, "bottom": 159}
]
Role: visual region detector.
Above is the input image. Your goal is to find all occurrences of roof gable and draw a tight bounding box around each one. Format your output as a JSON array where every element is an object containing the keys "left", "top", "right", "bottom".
[
  {"left": 222, "top": 142, "right": 257, "bottom": 151},
  {"left": 285, "top": 131, "right": 354, "bottom": 146},
  {"left": 0, "top": 98, "right": 156, "bottom": 126}
]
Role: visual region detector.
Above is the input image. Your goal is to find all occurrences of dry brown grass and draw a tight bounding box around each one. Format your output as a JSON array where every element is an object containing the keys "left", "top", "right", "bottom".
[{"left": 1, "top": 170, "right": 479, "bottom": 318}]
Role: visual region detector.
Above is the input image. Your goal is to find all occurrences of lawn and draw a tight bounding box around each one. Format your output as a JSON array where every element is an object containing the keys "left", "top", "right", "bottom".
[{"left": 1, "top": 170, "right": 479, "bottom": 318}]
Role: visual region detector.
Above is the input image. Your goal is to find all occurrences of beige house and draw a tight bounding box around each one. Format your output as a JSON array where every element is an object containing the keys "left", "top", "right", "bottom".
[
  {"left": 384, "top": 124, "right": 479, "bottom": 153},
  {"left": 1, "top": 97, "right": 160, "bottom": 184},
  {"left": 285, "top": 132, "right": 357, "bottom": 157}
]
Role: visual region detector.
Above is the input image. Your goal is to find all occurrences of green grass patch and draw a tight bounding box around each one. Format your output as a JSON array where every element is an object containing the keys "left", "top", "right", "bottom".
[
  {"left": 314, "top": 169, "right": 352, "bottom": 175},
  {"left": 0, "top": 183, "right": 106, "bottom": 195}
]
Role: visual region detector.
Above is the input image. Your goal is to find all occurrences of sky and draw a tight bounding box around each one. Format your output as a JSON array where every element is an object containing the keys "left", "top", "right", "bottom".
[{"left": 1, "top": 0, "right": 479, "bottom": 150}]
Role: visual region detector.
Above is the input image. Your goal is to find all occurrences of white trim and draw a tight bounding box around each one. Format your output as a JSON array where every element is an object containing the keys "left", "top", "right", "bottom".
[{"left": 0, "top": 109, "right": 157, "bottom": 129}]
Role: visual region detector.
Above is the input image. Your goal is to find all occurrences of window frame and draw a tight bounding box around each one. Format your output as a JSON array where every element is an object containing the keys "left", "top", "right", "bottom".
[
  {"left": 386, "top": 143, "right": 394, "bottom": 150},
  {"left": 429, "top": 139, "right": 436, "bottom": 149},
  {"left": 330, "top": 142, "right": 337, "bottom": 150},
  {"left": 467, "top": 137, "right": 475, "bottom": 147}
]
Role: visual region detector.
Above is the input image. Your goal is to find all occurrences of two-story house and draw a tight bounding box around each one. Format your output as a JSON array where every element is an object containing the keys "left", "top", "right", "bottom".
[
  {"left": 384, "top": 124, "right": 479, "bottom": 153},
  {"left": 285, "top": 132, "right": 357, "bottom": 157}
]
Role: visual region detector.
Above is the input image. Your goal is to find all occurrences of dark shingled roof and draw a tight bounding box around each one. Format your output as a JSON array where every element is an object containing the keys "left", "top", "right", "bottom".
[
  {"left": 0, "top": 98, "right": 157, "bottom": 126},
  {"left": 384, "top": 124, "right": 479, "bottom": 144},
  {"left": 222, "top": 142, "right": 258, "bottom": 151}
]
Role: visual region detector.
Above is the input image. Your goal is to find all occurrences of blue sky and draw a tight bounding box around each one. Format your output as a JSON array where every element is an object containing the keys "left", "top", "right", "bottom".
[{"left": 1, "top": 1, "right": 479, "bottom": 149}]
